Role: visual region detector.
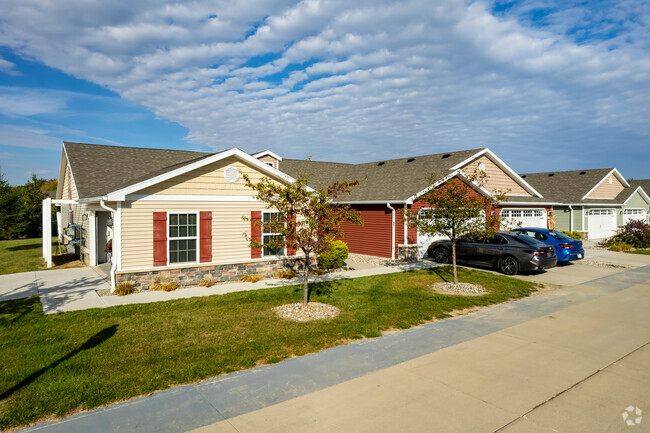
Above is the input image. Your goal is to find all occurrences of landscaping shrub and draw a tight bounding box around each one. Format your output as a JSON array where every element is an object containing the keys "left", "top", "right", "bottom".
[
  {"left": 309, "top": 268, "right": 325, "bottom": 275},
  {"left": 198, "top": 274, "right": 216, "bottom": 287},
  {"left": 114, "top": 281, "right": 135, "bottom": 296},
  {"left": 274, "top": 269, "right": 296, "bottom": 279},
  {"left": 605, "top": 220, "right": 650, "bottom": 249},
  {"left": 151, "top": 278, "right": 179, "bottom": 292},
  {"left": 239, "top": 274, "right": 263, "bottom": 282},
  {"left": 607, "top": 241, "right": 633, "bottom": 252},
  {"left": 561, "top": 230, "right": 583, "bottom": 240},
  {"left": 318, "top": 240, "right": 348, "bottom": 270}
]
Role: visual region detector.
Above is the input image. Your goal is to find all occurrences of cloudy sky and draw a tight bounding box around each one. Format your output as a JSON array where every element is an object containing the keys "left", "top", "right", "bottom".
[{"left": 0, "top": 0, "right": 648, "bottom": 184}]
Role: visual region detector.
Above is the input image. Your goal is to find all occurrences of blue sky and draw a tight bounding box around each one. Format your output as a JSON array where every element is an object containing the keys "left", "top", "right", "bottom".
[{"left": 0, "top": 0, "right": 648, "bottom": 185}]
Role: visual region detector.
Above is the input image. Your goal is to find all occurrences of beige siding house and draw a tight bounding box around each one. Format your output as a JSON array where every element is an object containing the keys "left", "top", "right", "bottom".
[{"left": 49, "top": 142, "right": 303, "bottom": 291}]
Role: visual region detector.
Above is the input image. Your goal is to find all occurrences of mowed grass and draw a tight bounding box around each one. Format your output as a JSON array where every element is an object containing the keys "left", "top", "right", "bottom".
[
  {"left": 0, "top": 238, "right": 83, "bottom": 275},
  {"left": 627, "top": 249, "right": 650, "bottom": 255},
  {"left": 0, "top": 266, "right": 538, "bottom": 429}
]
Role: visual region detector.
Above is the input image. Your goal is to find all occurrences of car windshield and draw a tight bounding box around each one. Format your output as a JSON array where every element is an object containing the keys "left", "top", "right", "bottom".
[{"left": 547, "top": 230, "right": 574, "bottom": 240}]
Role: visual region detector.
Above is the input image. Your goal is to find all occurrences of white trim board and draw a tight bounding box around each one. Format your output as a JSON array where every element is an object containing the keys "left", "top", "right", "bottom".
[
  {"left": 252, "top": 150, "right": 283, "bottom": 161},
  {"left": 449, "top": 148, "right": 544, "bottom": 198},
  {"left": 106, "top": 148, "right": 311, "bottom": 201},
  {"left": 581, "top": 168, "right": 630, "bottom": 200},
  {"left": 623, "top": 186, "right": 650, "bottom": 205},
  {"left": 127, "top": 194, "right": 260, "bottom": 202},
  {"left": 405, "top": 169, "right": 492, "bottom": 204}
]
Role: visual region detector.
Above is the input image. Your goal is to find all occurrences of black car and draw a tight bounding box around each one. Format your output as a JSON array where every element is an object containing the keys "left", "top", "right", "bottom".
[{"left": 427, "top": 232, "right": 557, "bottom": 275}]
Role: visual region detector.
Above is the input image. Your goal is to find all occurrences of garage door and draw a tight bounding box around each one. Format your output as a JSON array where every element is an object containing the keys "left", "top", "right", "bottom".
[
  {"left": 416, "top": 209, "right": 448, "bottom": 258},
  {"left": 500, "top": 209, "right": 547, "bottom": 229},
  {"left": 587, "top": 209, "right": 617, "bottom": 239},
  {"left": 623, "top": 209, "right": 647, "bottom": 225}
]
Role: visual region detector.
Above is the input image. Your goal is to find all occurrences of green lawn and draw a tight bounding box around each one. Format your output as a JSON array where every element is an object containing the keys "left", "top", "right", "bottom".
[
  {"left": 0, "top": 238, "right": 83, "bottom": 275},
  {"left": 627, "top": 249, "right": 650, "bottom": 255},
  {"left": 0, "top": 266, "right": 538, "bottom": 429}
]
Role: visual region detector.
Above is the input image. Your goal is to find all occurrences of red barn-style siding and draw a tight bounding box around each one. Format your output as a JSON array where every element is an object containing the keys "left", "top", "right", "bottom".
[{"left": 338, "top": 204, "right": 394, "bottom": 258}]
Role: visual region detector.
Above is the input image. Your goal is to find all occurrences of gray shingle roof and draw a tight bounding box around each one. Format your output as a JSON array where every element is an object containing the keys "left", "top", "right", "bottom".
[
  {"left": 622, "top": 179, "right": 650, "bottom": 202},
  {"left": 280, "top": 148, "right": 484, "bottom": 202},
  {"left": 514, "top": 168, "right": 620, "bottom": 204},
  {"left": 64, "top": 142, "right": 213, "bottom": 198}
]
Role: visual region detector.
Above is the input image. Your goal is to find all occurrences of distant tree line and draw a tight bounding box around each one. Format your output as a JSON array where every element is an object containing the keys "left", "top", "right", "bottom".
[{"left": 0, "top": 169, "right": 57, "bottom": 240}]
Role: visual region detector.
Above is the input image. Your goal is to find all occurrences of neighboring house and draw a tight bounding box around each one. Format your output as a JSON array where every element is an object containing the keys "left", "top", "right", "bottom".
[
  {"left": 46, "top": 142, "right": 302, "bottom": 290},
  {"left": 516, "top": 169, "right": 650, "bottom": 239},
  {"left": 281, "top": 148, "right": 545, "bottom": 259}
]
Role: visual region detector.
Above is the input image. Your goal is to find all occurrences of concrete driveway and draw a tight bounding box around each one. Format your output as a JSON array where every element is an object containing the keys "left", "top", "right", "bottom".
[{"left": 0, "top": 268, "right": 110, "bottom": 313}]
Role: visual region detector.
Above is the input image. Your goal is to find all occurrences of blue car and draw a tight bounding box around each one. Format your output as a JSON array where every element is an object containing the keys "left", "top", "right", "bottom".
[{"left": 512, "top": 228, "right": 584, "bottom": 264}]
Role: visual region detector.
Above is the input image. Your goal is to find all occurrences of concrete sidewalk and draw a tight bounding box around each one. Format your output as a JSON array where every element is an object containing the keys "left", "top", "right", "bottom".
[
  {"left": 0, "top": 268, "right": 110, "bottom": 313},
  {"left": 20, "top": 264, "right": 650, "bottom": 433}
]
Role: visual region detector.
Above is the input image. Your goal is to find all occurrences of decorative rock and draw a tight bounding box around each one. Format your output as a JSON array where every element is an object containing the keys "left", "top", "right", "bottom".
[
  {"left": 430, "top": 282, "right": 487, "bottom": 296},
  {"left": 272, "top": 302, "right": 340, "bottom": 322}
]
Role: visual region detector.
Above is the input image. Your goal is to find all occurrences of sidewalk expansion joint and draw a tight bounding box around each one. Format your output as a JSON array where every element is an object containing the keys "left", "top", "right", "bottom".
[{"left": 493, "top": 341, "right": 650, "bottom": 432}]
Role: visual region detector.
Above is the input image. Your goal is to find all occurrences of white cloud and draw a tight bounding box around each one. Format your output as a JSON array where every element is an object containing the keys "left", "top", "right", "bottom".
[
  {"left": 0, "top": 124, "right": 62, "bottom": 150},
  {"left": 0, "top": 56, "right": 20, "bottom": 76},
  {"left": 0, "top": 87, "right": 68, "bottom": 116},
  {"left": 0, "top": 0, "right": 648, "bottom": 175}
]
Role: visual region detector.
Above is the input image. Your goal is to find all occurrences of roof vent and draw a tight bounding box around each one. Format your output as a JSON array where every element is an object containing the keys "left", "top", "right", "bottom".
[
  {"left": 579, "top": 171, "right": 586, "bottom": 175},
  {"left": 407, "top": 158, "right": 415, "bottom": 162},
  {"left": 521, "top": 175, "right": 527, "bottom": 178},
  {"left": 224, "top": 166, "right": 240, "bottom": 183},
  {"left": 548, "top": 173, "right": 555, "bottom": 177},
  {"left": 378, "top": 161, "right": 386, "bottom": 166},
  {"left": 441, "top": 154, "right": 451, "bottom": 159}
]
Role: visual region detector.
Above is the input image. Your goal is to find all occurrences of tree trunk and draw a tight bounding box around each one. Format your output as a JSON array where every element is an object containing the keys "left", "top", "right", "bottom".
[
  {"left": 451, "top": 239, "right": 458, "bottom": 284},
  {"left": 302, "top": 251, "right": 310, "bottom": 306}
]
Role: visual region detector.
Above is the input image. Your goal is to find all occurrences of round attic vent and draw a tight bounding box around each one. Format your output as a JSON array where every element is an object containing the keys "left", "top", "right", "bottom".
[
  {"left": 224, "top": 166, "right": 240, "bottom": 183},
  {"left": 478, "top": 162, "right": 486, "bottom": 172}
]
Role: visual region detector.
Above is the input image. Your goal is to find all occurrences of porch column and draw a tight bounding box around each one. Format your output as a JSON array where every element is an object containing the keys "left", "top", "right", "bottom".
[
  {"left": 88, "top": 210, "right": 97, "bottom": 266},
  {"left": 42, "top": 197, "right": 52, "bottom": 268}
]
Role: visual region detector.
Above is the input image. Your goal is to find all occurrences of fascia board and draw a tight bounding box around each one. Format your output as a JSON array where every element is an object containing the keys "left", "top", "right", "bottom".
[
  {"left": 582, "top": 168, "right": 630, "bottom": 200},
  {"left": 252, "top": 150, "right": 283, "bottom": 161},
  {"left": 623, "top": 186, "right": 650, "bottom": 205},
  {"left": 405, "top": 169, "right": 492, "bottom": 204},
  {"left": 106, "top": 148, "right": 309, "bottom": 201}
]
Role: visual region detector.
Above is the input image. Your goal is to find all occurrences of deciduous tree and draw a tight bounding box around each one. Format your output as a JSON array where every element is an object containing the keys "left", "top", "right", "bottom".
[
  {"left": 243, "top": 175, "right": 361, "bottom": 305},
  {"left": 403, "top": 172, "right": 505, "bottom": 284}
]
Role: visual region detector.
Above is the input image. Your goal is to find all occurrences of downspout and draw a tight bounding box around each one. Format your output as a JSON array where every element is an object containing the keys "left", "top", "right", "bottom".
[
  {"left": 404, "top": 203, "right": 409, "bottom": 245},
  {"left": 568, "top": 205, "right": 573, "bottom": 232},
  {"left": 100, "top": 200, "right": 117, "bottom": 291},
  {"left": 387, "top": 203, "right": 395, "bottom": 260}
]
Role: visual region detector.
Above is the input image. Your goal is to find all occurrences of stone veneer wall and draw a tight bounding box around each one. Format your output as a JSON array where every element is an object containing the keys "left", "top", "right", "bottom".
[
  {"left": 116, "top": 257, "right": 315, "bottom": 291},
  {"left": 397, "top": 244, "right": 418, "bottom": 262}
]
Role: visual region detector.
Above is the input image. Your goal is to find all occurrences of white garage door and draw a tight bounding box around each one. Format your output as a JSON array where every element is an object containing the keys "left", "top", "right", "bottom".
[
  {"left": 416, "top": 209, "right": 448, "bottom": 258},
  {"left": 501, "top": 209, "right": 547, "bottom": 229},
  {"left": 587, "top": 209, "right": 617, "bottom": 239},
  {"left": 623, "top": 209, "right": 647, "bottom": 225}
]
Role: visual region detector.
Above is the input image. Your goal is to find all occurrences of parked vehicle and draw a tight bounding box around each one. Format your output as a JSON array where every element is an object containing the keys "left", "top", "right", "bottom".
[
  {"left": 427, "top": 232, "right": 557, "bottom": 275},
  {"left": 511, "top": 228, "right": 584, "bottom": 264}
]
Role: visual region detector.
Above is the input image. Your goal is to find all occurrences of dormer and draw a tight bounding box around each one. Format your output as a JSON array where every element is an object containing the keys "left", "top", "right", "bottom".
[{"left": 252, "top": 150, "right": 282, "bottom": 170}]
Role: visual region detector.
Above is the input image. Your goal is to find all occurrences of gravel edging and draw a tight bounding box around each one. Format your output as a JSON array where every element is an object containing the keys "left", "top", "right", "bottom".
[
  {"left": 429, "top": 282, "right": 487, "bottom": 296},
  {"left": 272, "top": 302, "right": 340, "bottom": 322},
  {"left": 574, "top": 259, "right": 631, "bottom": 269}
]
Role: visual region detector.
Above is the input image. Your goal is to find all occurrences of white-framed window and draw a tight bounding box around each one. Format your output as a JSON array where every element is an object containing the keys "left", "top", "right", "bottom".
[
  {"left": 624, "top": 209, "right": 643, "bottom": 215},
  {"left": 168, "top": 212, "right": 198, "bottom": 264},
  {"left": 588, "top": 209, "right": 614, "bottom": 216},
  {"left": 262, "top": 211, "right": 285, "bottom": 257}
]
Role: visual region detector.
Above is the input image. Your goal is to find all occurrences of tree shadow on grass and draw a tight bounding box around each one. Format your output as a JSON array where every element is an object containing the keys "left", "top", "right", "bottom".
[
  {"left": 292, "top": 280, "right": 343, "bottom": 302},
  {"left": 0, "top": 324, "right": 118, "bottom": 401},
  {"left": 0, "top": 297, "right": 39, "bottom": 324},
  {"left": 6, "top": 243, "right": 41, "bottom": 251}
]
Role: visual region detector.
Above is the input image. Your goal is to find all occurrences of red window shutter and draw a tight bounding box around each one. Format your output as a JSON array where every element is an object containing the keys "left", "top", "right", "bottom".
[
  {"left": 200, "top": 211, "right": 212, "bottom": 263},
  {"left": 153, "top": 212, "right": 167, "bottom": 267},
  {"left": 251, "top": 211, "right": 262, "bottom": 259},
  {"left": 287, "top": 213, "right": 297, "bottom": 256}
]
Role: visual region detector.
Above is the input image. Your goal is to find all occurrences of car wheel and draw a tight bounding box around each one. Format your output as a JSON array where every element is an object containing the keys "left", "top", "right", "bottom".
[
  {"left": 431, "top": 246, "right": 450, "bottom": 264},
  {"left": 498, "top": 256, "right": 519, "bottom": 275}
]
